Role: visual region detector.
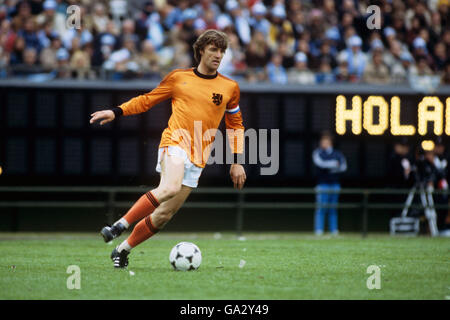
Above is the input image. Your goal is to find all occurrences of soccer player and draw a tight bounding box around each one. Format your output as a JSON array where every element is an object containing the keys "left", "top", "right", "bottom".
[{"left": 90, "top": 29, "right": 246, "bottom": 268}]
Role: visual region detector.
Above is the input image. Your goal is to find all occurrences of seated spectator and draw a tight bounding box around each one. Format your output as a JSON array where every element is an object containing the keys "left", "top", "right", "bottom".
[
  {"left": 390, "top": 51, "right": 414, "bottom": 84},
  {"left": 337, "top": 35, "right": 367, "bottom": 82},
  {"left": 56, "top": 47, "right": 71, "bottom": 78},
  {"left": 266, "top": 52, "right": 287, "bottom": 84},
  {"left": 249, "top": 2, "right": 270, "bottom": 37},
  {"left": 91, "top": 3, "right": 110, "bottom": 35},
  {"left": 39, "top": 33, "right": 61, "bottom": 71},
  {"left": 245, "top": 31, "right": 271, "bottom": 69},
  {"left": 363, "top": 48, "right": 390, "bottom": 84},
  {"left": 287, "top": 52, "right": 316, "bottom": 85},
  {"left": 442, "top": 60, "right": 450, "bottom": 85},
  {"left": 35, "top": 0, "right": 66, "bottom": 38},
  {"left": 17, "top": 19, "right": 41, "bottom": 53},
  {"left": 12, "top": 46, "right": 43, "bottom": 77},
  {"left": 135, "top": 39, "right": 159, "bottom": 75},
  {"left": 315, "top": 58, "right": 336, "bottom": 84}
]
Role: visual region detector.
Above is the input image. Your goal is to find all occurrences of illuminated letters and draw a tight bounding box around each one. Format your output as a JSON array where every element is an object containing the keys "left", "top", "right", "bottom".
[
  {"left": 336, "top": 95, "right": 449, "bottom": 136},
  {"left": 418, "top": 96, "right": 443, "bottom": 136},
  {"left": 336, "top": 95, "right": 362, "bottom": 135},
  {"left": 390, "top": 96, "right": 415, "bottom": 136}
]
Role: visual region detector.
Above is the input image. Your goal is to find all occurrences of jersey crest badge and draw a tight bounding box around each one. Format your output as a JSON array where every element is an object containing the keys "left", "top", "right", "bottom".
[{"left": 212, "top": 93, "right": 223, "bottom": 106}]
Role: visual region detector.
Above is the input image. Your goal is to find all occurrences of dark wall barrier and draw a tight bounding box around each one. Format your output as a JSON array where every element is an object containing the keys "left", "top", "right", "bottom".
[{"left": 1, "top": 80, "right": 449, "bottom": 187}]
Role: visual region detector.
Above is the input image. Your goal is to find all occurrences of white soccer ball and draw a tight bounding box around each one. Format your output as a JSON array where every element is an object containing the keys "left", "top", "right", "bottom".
[{"left": 169, "top": 242, "right": 202, "bottom": 271}]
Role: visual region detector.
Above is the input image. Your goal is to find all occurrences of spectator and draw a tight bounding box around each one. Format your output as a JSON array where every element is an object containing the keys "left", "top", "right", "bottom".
[
  {"left": 390, "top": 51, "right": 414, "bottom": 84},
  {"left": 35, "top": 0, "right": 66, "bottom": 38},
  {"left": 312, "top": 131, "right": 347, "bottom": 236},
  {"left": 135, "top": 39, "right": 159, "bottom": 76},
  {"left": 245, "top": 31, "right": 271, "bottom": 69},
  {"left": 315, "top": 58, "right": 336, "bottom": 84},
  {"left": 337, "top": 35, "right": 367, "bottom": 82},
  {"left": 39, "top": 33, "right": 61, "bottom": 71},
  {"left": 56, "top": 47, "right": 71, "bottom": 78},
  {"left": 363, "top": 48, "right": 390, "bottom": 84},
  {"left": 442, "top": 60, "right": 450, "bottom": 84},
  {"left": 287, "top": 52, "right": 315, "bottom": 85},
  {"left": 91, "top": 3, "right": 110, "bottom": 35},
  {"left": 249, "top": 2, "right": 270, "bottom": 37},
  {"left": 267, "top": 4, "right": 294, "bottom": 53},
  {"left": 225, "top": 0, "right": 251, "bottom": 46},
  {"left": 266, "top": 52, "right": 287, "bottom": 84}
]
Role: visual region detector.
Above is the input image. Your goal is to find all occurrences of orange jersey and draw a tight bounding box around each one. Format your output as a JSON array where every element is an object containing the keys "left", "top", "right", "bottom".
[{"left": 118, "top": 68, "right": 244, "bottom": 168}]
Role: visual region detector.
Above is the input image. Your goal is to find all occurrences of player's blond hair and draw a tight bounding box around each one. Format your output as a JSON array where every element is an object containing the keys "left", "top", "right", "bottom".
[{"left": 193, "top": 29, "right": 228, "bottom": 64}]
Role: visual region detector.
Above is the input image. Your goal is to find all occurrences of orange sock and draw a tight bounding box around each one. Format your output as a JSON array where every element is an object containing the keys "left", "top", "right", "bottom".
[
  {"left": 122, "top": 191, "right": 160, "bottom": 226},
  {"left": 127, "top": 215, "right": 159, "bottom": 248}
]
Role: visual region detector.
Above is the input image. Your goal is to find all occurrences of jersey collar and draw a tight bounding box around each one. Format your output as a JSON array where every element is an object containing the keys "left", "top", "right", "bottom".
[{"left": 193, "top": 68, "right": 218, "bottom": 79}]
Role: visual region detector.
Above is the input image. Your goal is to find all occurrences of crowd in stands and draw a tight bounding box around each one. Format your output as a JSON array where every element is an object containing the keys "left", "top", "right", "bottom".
[{"left": 0, "top": 0, "right": 449, "bottom": 86}]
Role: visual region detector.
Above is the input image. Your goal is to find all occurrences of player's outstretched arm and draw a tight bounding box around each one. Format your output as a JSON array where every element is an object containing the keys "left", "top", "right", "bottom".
[
  {"left": 90, "top": 110, "right": 115, "bottom": 126},
  {"left": 230, "top": 163, "right": 246, "bottom": 190}
]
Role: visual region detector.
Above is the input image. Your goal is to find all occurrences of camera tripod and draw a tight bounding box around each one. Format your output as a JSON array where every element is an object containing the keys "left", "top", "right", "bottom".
[{"left": 397, "top": 181, "right": 439, "bottom": 237}]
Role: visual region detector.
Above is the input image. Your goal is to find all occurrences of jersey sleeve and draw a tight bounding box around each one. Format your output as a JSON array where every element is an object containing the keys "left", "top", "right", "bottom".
[
  {"left": 118, "top": 70, "right": 176, "bottom": 116},
  {"left": 225, "top": 82, "right": 244, "bottom": 154}
]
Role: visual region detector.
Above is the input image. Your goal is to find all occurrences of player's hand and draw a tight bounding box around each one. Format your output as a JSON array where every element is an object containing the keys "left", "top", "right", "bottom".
[
  {"left": 90, "top": 110, "right": 115, "bottom": 125},
  {"left": 230, "top": 164, "right": 246, "bottom": 190}
]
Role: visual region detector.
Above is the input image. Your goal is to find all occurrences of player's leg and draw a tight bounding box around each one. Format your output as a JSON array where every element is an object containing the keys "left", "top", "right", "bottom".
[
  {"left": 101, "top": 147, "right": 185, "bottom": 242},
  {"left": 112, "top": 186, "right": 192, "bottom": 268},
  {"left": 327, "top": 183, "right": 340, "bottom": 235},
  {"left": 314, "top": 184, "right": 327, "bottom": 235}
]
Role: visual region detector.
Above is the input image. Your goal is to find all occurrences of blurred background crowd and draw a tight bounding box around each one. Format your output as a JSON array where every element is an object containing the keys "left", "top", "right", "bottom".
[{"left": 0, "top": 0, "right": 449, "bottom": 85}]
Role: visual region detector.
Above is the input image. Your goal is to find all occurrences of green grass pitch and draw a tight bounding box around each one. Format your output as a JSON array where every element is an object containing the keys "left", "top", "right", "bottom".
[{"left": 0, "top": 232, "right": 448, "bottom": 300}]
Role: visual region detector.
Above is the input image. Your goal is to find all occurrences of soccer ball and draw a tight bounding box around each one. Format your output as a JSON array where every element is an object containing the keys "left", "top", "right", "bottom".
[{"left": 169, "top": 242, "right": 202, "bottom": 271}]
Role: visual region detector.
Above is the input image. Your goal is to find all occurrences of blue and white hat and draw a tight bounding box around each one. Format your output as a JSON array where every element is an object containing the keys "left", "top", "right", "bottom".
[
  {"left": 383, "top": 27, "right": 396, "bottom": 37},
  {"left": 56, "top": 48, "right": 69, "bottom": 61},
  {"left": 325, "top": 27, "right": 340, "bottom": 41},
  {"left": 400, "top": 51, "right": 413, "bottom": 62},
  {"left": 371, "top": 39, "right": 384, "bottom": 50},
  {"left": 348, "top": 35, "right": 362, "bottom": 47},
  {"left": 412, "top": 37, "right": 427, "bottom": 49},
  {"left": 271, "top": 4, "right": 286, "bottom": 19},
  {"left": 252, "top": 3, "right": 267, "bottom": 16},
  {"left": 182, "top": 8, "right": 197, "bottom": 21},
  {"left": 43, "top": 0, "right": 57, "bottom": 11},
  {"left": 295, "top": 52, "right": 307, "bottom": 63},
  {"left": 225, "top": 0, "right": 240, "bottom": 12},
  {"left": 217, "top": 14, "right": 232, "bottom": 29}
]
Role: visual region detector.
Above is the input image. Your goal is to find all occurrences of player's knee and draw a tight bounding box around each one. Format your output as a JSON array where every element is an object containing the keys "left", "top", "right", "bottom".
[{"left": 160, "top": 185, "right": 182, "bottom": 199}]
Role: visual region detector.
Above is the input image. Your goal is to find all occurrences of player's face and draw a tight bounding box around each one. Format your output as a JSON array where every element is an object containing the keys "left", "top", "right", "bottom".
[{"left": 200, "top": 44, "right": 225, "bottom": 71}]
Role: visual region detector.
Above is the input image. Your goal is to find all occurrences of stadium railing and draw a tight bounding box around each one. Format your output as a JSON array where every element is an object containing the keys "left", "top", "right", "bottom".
[{"left": 0, "top": 186, "right": 448, "bottom": 237}]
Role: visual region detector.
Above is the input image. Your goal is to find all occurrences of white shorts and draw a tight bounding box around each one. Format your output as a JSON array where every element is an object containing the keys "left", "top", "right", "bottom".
[{"left": 156, "top": 146, "right": 203, "bottom": 188}]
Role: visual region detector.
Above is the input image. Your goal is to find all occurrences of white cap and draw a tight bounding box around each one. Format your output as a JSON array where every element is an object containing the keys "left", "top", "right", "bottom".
[
  {"left": 295, "top": 52, "right": 307, "bottom": 63},
  {"left": 348, "top": 35, "right": 362, "bottom": 47},
  {"left": 413, "top": 37, "right": 426, "bottom": 49},
  {"left": 252, "top": 3, "right": 267, "bottom": 16},
  {"left": 225, "top": 0, "right": 239, "bottom": 12},
  {"left": 271, "top": 4, "right": 286, "bottom": 19},
  {"left": 56, "top": 48, "right": 69, "bottom": 61},
  {"left": 43, "top": 0, "right": 57, "bottom": 10}
]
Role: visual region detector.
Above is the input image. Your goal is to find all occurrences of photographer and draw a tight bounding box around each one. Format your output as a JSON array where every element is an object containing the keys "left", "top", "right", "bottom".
[
  {"left": 433, "top": 137, "right": 450, "bottom": 234},
  {"left": 386, "top": 139, "right": 413, "bottom": 217}
]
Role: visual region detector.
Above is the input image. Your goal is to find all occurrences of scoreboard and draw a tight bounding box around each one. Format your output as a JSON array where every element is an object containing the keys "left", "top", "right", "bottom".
[{"left": 0, "top": 80, "right": 449, "bottom": 187}]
